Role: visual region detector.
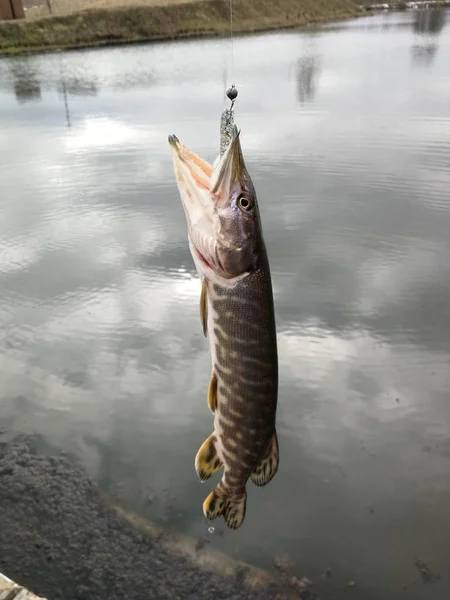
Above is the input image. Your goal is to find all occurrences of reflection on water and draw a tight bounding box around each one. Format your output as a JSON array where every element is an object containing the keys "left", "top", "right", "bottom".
[
  {"left": 411, "top": 8, "right": 447, "bottom": 66},
  {"left": 59, "top": 80, "right": 71, "bottom": 127},
  {"left": 1, "top": 50, "right": 157, "bottom": 104},
  {"left": 413, "top": 6, "right": 446, "bottom": 34},
  {"left": 10, "top": 60, "right": 42, "bottom": 103},
  {"left": 411, "top": 42, "right": 438, "bottom": 65},
  {"left": 288, "top": 42, "right": 320, "bottom": 105},
  {"left": 295, "top": 54, "right": 320, "bottom": 104},
  {"left": 1, "top": 8, "right": 450, "bottom": 600},
  {"left": 60, "top": 77, "right": 98, "bottom": 96}
]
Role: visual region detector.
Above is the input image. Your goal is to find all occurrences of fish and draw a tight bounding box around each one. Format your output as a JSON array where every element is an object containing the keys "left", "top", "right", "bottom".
[{"left": 168, "top": 122, "right": 279, "bottom": 530}]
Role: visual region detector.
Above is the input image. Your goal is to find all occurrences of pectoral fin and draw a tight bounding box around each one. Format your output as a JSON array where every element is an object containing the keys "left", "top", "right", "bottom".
[
  {"left": 195, "top": 433, "right": 223, "bottom": 482},
  {"left": 207, "top": 370, "right": 218, "bottom": 413},
  {"left": 200, "top": 278, "right": 208, "bottom": 337},
  {"left": 250, "top": 430, "right": 279, "bottom": 487}
]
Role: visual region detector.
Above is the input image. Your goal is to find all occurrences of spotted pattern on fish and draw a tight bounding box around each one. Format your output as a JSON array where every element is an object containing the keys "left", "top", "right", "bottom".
[{"left": 204, "top": 251, "right": 278, "bottom": 507}]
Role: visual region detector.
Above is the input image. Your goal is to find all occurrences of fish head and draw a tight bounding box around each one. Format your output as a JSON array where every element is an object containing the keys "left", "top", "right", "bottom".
[{"left": 169, "top": 127, "right": 262, "bottom": 281}]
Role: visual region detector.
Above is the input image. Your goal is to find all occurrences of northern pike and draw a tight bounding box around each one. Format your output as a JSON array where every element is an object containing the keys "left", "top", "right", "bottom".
[{"left": 168, "top": 120, "right": 278, "bottom": 530}]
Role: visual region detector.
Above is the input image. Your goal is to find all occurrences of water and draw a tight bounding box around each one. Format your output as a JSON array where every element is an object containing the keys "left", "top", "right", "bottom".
[{"left": 1, "top": 8, "right": 450, "bottom": 599}]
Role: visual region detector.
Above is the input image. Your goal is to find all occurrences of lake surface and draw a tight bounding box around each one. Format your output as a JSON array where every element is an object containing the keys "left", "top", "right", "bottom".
[{"left": 1, "top": 8, "right": 450, "bottom": 599}]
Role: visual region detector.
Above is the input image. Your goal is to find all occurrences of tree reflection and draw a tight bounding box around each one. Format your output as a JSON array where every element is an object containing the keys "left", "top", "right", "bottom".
[
  {"left": 10, "top": 60, "right": 41, "bottom": 103},
  {"left": 295, "top": 55, "right": 320, "bottom": 104},
  {"left": 9, "top": 57, "right": 100, "bottom": 109},
  {"left": 411, "top": 43, "right": 438, "bottom": 66},
  {"left": 411, "top": 8, "right": 446, "bottom": 67},
  {"left": 413, "top": 7, "right": 446, "bottom": 35}
]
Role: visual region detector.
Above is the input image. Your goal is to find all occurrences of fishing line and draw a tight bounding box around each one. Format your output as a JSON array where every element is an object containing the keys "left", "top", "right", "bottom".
[
  {"left": 220, "top": 0, "right": 238, "bottom": 157},
  {"left": 226, "top": 0, "right": 238, "bottom": 105},
  {"left": 229, "top": 0, "right": 234, "bottom": 85}
]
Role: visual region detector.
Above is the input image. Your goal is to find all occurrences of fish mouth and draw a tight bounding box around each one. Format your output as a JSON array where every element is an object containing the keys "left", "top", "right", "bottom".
[
  {"left": 168, "top": 129, "right": 249, "bottom": 279},
  {"left": 168, "top": 134, "right": 221, "bottom": 277},
  {"left": 169, "top": 127, "right": 246, "bottom": 202},
  {"left": 168, "top": 134, "right": 213, "bottom": 188}
]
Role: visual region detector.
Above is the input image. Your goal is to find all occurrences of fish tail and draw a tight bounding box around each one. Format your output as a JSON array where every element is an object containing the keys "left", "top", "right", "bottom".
[{"left": 203, "top": 485, "right": 247, "bottom": 530}]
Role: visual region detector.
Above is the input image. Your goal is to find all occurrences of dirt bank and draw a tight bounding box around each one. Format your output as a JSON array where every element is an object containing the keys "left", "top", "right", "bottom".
[
  {"left": 0, "top": 436, "right": 316, "bottom": 600},
  {"left": 0, "top": 0, "right": 363, "bottom": 56}
]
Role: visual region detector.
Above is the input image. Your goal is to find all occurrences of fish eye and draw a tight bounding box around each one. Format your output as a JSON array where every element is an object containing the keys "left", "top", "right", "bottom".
[{"left": 237, "top": 194, "right": 254, "bottom": 212}]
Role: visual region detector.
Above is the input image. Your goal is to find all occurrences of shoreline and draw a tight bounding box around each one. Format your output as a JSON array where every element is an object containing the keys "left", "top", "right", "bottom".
[
  {"left": 0, "top": 0, "right": 364, "bottom": 57},
  {"left": 0, "top": 437, "right": 314, "bottom": 600}
]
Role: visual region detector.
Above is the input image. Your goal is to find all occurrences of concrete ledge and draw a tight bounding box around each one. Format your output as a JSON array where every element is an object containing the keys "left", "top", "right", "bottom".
[
  {"left": 0, "top": 437, "right": 316, "bottom": 600},
  {"left": 0, "top": 573, "right": 47, "bottom": 600}
]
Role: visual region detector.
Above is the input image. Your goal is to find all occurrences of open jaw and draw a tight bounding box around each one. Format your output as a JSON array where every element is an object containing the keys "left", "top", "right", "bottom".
[
  {"left": 168, "top": 128, "right": 243, "bottom": 206},
  {"left": 168, "top": 131, "right": 245, "bottom": 279},
  {"left": 168, "top": 134, "right": 214, "bottom": 187},
  {"left": 168, "top": 134, "right": 218, "bottom": 276}
]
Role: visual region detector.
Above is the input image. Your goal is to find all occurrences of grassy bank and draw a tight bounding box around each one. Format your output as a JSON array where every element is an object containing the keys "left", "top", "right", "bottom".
[{"left": 0, "top": 0, "right": 364, "bottom": 56}]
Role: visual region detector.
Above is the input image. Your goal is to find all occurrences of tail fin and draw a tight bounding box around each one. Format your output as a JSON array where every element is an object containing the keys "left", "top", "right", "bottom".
[{"left": 203, "top": 486, "right": 247, "bottom": 530}]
